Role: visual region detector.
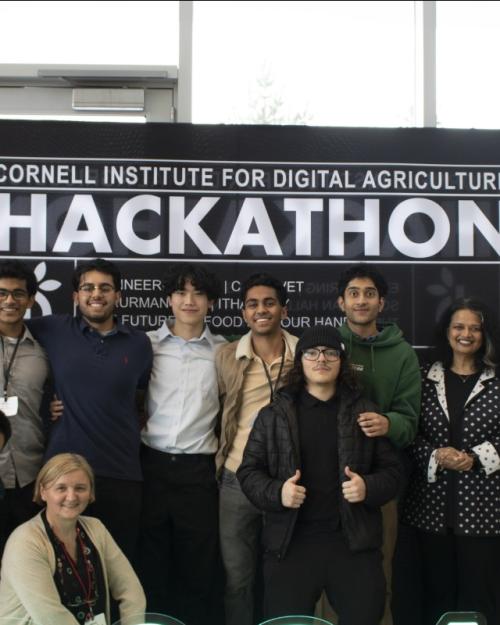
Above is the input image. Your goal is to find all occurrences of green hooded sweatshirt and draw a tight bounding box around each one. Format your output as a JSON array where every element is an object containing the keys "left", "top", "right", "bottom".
[{"left": 338, "top": 322, "right": 421, "bottom": 449}]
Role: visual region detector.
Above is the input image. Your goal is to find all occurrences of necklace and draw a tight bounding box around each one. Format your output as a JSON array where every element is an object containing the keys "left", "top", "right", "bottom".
[{"left": 450, "top": 369, "right": 476, "bottom": 383}]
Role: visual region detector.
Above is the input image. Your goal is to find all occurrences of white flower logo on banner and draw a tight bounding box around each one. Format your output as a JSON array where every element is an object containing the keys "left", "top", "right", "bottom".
[
  {"left": 426, "top": 267, "right": 465, "bottom": 322},
  {"left": 24, "top": 261, "right": 62, "bottom": 318}
]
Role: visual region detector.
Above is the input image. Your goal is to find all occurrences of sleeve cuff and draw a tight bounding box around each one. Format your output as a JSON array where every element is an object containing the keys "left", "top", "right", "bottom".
[
  {"left": 427, "top": 449, "right": 439, "bottom": 483},
  {"left": 472, "top": 441, "right": 500, "bottom": 475}
]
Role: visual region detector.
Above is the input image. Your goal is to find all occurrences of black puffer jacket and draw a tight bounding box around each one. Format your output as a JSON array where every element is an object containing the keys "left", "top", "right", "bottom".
[{"left": 237, "top": 385, "right": 401, "bottom": 558}]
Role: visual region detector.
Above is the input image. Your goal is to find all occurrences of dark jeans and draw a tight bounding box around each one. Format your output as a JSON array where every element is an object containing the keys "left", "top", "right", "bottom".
[
  {"left": 264, "top": 529, "right": 385, "bottom": 625},
  {"left": 219, "top": 467, "right": 263, "bottom": 625},
  {"left": 137, "top": 445, "right": 221, "bottom": 625},
  {"left": 86, "top": 475, "right": 142, "bottom": 564}
]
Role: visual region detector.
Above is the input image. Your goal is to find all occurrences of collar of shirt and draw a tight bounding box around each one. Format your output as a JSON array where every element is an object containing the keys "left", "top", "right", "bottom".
[
  {"left": 77, "top": 315, "right": 128, "bottom": 336},
  {"left": 1, "top": 325, "right": 36, "bottom": 345},
  {"left": 235, "top": 329, "right": 295, "bottom": 362},
  {"left": 155, "top": 320, "right": 219, "bottom": 347},
  {"left": 299, "top": 388, "right": 338, "bottom": 408}
]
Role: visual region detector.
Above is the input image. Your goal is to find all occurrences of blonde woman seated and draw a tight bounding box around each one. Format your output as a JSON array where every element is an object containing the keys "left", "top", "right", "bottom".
[{"left": 0, "top": 453, "right": 145, "bottom": 625}]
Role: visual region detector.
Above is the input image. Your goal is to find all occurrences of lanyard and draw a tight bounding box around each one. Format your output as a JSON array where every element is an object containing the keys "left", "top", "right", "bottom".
[
  {"left": 1, "top": 336, "right": 21, "bottom": 401},
  {"left": 59, "top": 529, "right": 96, "bottom": 621},
  {"left": 261, "top": 342, "right": 286, "bottom": 402}
]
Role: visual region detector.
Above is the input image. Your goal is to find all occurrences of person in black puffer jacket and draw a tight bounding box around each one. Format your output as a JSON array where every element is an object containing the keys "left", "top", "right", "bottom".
[{"left": 237, "top": 326, "right": 401, "bottom": 625}]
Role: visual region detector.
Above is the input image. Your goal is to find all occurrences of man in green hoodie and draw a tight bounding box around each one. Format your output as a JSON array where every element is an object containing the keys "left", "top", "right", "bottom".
[{"left": 337, "top": 263, "right": 421, "bottom": 625}]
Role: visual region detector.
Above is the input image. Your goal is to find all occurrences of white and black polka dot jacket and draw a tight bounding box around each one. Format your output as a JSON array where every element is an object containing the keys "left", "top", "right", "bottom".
[{"left": 403, "top": 361, "right": 500, "bottom": 536}]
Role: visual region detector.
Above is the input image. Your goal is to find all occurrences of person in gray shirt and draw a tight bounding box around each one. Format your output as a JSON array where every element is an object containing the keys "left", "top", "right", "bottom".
[{"left": 0, "top": 260, "right": 49, "bottom": 553}]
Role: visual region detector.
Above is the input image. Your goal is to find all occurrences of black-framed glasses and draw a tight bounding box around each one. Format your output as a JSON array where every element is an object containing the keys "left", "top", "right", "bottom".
[
  {"left": 78, "top": 283, "right": 115, "bottom": 294},
  {"left": 0, "top": 288, "right": 30, "bottom": 301},
  {"left": 302, "top": 347, "right": 341, "bottom": 362}
]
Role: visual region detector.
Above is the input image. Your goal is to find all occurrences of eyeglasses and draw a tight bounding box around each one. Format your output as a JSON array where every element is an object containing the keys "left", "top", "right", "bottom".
[
  {"left": 0, "top": 288, "right": 30, "bottom": 301},
  {"left": 302, "top": 348, "right": 341, "bottom": 362},
  {"left": 78, "top": 283, "right": 115, "bottom": 294}
]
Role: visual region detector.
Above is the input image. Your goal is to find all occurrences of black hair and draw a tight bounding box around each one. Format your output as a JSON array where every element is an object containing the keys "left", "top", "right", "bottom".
[
  {"left": 72, "top": 259, "right": 121, "bottom": 292},
  {"left": 240, "top": 273, "right": 287, "bottom": 307},
  {"left": 286, "top": 345, "right": 359, "bottom": 394},
  {"left": 433, "top": 297, "right": 500, "bottom": 369},
  {"left": 337, "top": 263, "right": 388, "bottom": 298},
  {"left": 162, "top": 263, "right": 221, "bottom": 301},
  {"left": 0, "top": 260, "right": 37, "bottom": 296},
  {"left": 0, "top": 410, "right": 11, "bottom": 449}
]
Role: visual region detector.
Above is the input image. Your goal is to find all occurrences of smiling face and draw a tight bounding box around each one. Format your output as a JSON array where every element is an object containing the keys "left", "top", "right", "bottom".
[
  {"left": 0, "top": 277, "right": 35, "bottom": 337},
  {"left": 168, "top": 279, "right": 212, "bottom": 333},
  {"left": 73, "top": 270, "right": 120, "bottom": 331},
  {"left": 40, "top": 469, "right": 92, "bottom": 526},
  {"left": 337, "top": 277, "right": 384, "bottom": 336},
  {"left": 447, "top": 308, "right": 483, "bottom": 360},
  {"left": 242, "top": 285, "right": 287, "bottom": 337}
]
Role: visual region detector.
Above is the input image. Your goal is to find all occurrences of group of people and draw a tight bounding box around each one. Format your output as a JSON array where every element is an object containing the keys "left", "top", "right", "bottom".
[{"left": 0, "top": 257, "right": 498, "bottom": 625}]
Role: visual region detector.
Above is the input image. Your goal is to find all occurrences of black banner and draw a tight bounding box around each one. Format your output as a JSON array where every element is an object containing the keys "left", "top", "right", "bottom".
[{"left": 1, "top": 121, "right": 500, "bottom": 349}]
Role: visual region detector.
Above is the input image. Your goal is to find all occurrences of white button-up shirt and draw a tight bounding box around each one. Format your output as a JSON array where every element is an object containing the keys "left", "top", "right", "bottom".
[{"left": 143, "top": 322, "right": 226, "bottom": 454}]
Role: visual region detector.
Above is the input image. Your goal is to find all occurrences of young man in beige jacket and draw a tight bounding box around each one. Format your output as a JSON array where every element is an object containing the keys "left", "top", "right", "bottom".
[{"left": 216, "top": 273, "right": 298, "bottom": 625}]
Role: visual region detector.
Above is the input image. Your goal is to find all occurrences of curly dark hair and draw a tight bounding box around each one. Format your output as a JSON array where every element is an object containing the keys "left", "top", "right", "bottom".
[
  {"left": 240, "top": 273, "right": 287, "bottom": 306},
  {"left": 337, "top": 263, "right": 388, "bottom": 298},
  {"left": 0, "top": 260, "right": 37, "bottom": 296},
  {"left": 433, "top": 297, "right": 500, "bottom": 369},
  {"left": 162, "top": 263, "right": 221, "bottom": 301}
]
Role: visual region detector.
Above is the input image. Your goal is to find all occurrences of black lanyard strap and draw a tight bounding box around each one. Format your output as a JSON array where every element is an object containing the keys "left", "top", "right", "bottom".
[
  {"left": 261, "top": 341, "right": 286, "bottom": 402},
  {"left": 1, "top": 335, "right": 21, "bottom": 400}
]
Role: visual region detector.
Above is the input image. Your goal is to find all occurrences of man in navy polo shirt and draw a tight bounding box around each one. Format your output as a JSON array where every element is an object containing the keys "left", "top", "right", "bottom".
[{"left": 28, "top": 258, "right": 153, "bottom": 561}]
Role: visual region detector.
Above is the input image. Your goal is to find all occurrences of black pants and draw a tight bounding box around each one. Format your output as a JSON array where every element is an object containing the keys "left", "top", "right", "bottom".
[
  {"left": 264, "top": 529, "right": 385, "bottom": 625},
  {"left": 392, "top": 523, "right": 424, "bottom": 625},
  {"left": 417, "top": 529, "right": 500, "bottom": 625},
  {"left": 86, "top": 475, "right": 142, "bottom": 564},
  {"left": 137, "top": 445, "right": 221, "bottom": 625},
  {"left": 0, "top": 481, "right": 39, "bottom": 557}
]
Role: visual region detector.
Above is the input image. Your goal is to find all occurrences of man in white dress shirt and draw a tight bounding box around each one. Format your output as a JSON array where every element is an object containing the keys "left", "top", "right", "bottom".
[{"left": 138, "top": 263, "right": 226, "bottom": 625}]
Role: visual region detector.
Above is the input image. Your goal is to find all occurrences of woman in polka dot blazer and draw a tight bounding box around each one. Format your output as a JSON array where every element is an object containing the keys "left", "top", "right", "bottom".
[{"left": 403, "top": 297, "right": 500, "bottom": 625}]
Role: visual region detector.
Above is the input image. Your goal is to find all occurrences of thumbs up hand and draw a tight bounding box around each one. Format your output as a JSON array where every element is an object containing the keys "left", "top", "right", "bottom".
[
  {"left": 342, "top": 466, "right": 367, "bottom": 503},
  {"left": 281, "top": 470, "right": 306, "bottom": 508}
]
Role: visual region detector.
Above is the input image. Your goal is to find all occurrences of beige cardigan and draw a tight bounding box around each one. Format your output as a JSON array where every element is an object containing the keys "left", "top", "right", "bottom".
[{"left": 0, "top": 512, "right": 145, "bottom": 625}]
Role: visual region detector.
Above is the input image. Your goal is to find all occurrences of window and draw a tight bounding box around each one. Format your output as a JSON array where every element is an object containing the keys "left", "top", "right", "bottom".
[
  {"left": 437, "top": 1, "right": 500, "bottom": 129},
  {"left": 0, "top": 1, "right": 179, "bottom": 65},
  {"left": 0, "top": 1, "right": 179, "bottom": 122},
  {"left": 192, "top": 1, "right": 416, "bottom": 127}
]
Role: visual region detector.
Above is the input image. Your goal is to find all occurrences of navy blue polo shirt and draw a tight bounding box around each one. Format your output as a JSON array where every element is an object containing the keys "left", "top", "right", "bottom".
[{"left": 27, "top": 315, "right": 153, "bottom": 481}]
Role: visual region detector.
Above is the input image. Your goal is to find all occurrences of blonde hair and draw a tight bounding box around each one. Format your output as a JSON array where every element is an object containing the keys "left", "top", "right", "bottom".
[{"left": 34, "top": 453, "right": 95, "bottom": 505}]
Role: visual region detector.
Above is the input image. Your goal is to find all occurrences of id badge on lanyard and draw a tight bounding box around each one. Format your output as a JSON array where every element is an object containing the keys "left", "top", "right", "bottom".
[{"left": 0, "top": 395, "right": 18, "bottom": 416}]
